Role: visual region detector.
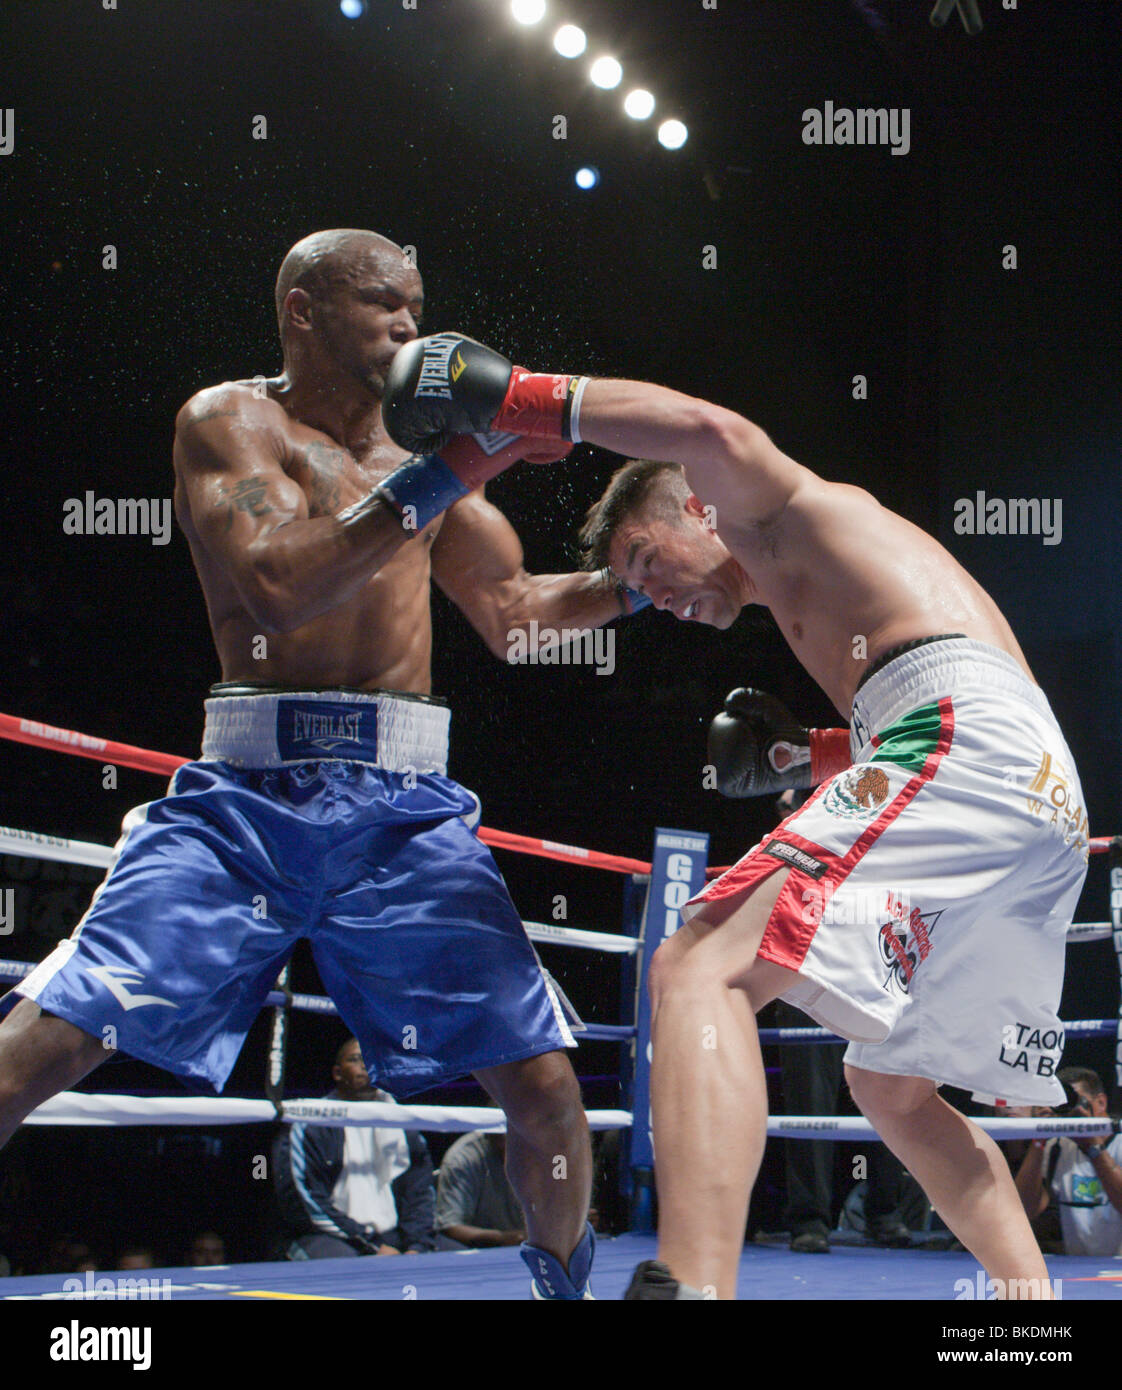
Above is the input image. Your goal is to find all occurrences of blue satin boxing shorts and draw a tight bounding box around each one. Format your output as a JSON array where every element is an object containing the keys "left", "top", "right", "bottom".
[{"left": 1, "top": 689, "right": 577, "bottom": 1095}]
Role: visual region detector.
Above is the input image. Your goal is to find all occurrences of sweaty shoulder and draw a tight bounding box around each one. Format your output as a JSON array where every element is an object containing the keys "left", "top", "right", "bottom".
[
  {"left": 175, "top": 380, "right": 289, "bottom": 444},
  {"left": 791, "top": 476, "right": 883, "bottom": 525}
]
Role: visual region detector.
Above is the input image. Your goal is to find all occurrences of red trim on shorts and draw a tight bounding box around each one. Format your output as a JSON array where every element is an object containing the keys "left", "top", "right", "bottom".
[{"left": 692, "top": 698, "right": 956, "bottom": 974}]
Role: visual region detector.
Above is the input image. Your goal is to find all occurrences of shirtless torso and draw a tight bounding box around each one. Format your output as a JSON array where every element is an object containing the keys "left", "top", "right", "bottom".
[
  {"left": 173, "top": 379, "right": 440, "bottom": 692},
  {"left": 588, "top": 380, "right": 1032, "bottom": 717},
  {"left": 719, "top": 470, "right": 1031, "bottom": 715},
  {"left": 173, "top": 377, "right": 621, "bottom": 695}
]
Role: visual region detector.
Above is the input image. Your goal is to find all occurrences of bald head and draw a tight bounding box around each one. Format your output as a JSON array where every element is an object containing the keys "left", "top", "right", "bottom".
[
  {"left": 274, "top": 229, "right": 411, "bottom": 334},
  {"left": 273, "top": 229, "right": 424, "bottom": 393}
]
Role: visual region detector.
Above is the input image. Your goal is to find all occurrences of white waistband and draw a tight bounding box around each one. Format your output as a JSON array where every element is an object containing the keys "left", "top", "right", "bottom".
[
  {"left": 850, "top": 639, "right": 1051, "bottom": 752},
  {"left": 201, "top": 691, "right": 450, "bottom": 774}
]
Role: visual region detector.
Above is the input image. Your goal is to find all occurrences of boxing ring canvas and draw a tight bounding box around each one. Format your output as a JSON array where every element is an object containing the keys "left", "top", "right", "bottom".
[{"left": 4, "top": 1237, "right": 1120, "bottom": 1302}]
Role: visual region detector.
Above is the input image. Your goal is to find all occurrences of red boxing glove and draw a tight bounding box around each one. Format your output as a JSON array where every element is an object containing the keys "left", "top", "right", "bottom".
[
  {"left": 492, "top": 370, "right": 592, "bottom": 442},
  {"left": 436, "top": 431, "right": 572, "bottom": 490}
]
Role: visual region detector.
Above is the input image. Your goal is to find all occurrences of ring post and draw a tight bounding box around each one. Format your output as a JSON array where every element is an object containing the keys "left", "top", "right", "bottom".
[
  {"left": 618, "top": 870, "right": 647, "bottom": 1220},
  {"left": 265, "top": 962, "right": 293, "bottom": 1119},
  {"left": 627, "top": 828, "right": 709, "bottom": 1232}
]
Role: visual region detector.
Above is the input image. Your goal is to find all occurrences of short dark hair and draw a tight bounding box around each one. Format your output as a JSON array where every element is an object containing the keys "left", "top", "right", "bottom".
[
  {"left": 578, "top": 458, "right": 689, "bottom": 571},
  {"left": 1057, "top": 1066, "right": 1106, "bottom": 1099}
]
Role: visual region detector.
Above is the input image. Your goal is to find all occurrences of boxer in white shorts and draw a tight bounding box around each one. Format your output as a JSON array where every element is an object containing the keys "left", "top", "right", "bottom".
[
  {"left": 694, "top": 638, "right": 1087, "bottom": 1112},
  {"left": 378, "top": 331, "right": 1088, "bottom": 1298},
  {"left": 575, "top": 431, "right": 1086, "bottom": 1300}
]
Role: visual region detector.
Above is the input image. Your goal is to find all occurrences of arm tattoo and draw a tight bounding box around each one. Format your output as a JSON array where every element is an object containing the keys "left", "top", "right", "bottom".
[
  {"left": 220, "top": 475, "right": 273, "bottom": 531},
  {"left": 191, "top": 406, "right": 242, "bottom": 425}
]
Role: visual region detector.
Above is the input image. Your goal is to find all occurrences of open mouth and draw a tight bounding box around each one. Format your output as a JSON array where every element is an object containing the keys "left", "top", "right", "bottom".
[{"left": 682, "top": 599, "right": 700, "bottom": 620}]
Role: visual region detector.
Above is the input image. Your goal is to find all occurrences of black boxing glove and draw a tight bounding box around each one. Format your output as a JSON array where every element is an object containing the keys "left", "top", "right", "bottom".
[
  {"left": 383, "top": 332, "right": 590, "bottom": 456},
  {"left": 383, "top": 334, "right": 516, "bottom": 455},
  {"left": 707, "top": 689, "right": 851, "bottom": 798}
]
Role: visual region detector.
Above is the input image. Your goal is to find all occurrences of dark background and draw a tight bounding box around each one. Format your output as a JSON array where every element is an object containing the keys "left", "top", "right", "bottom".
[{"left": 0, "top": 0, "right": 1118, "bottom": 1269}]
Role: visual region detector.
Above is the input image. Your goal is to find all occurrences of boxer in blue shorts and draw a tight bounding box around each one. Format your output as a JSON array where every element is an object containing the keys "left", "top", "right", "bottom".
[{"left": 0, "top": 231, "right": 637, "bottom": 1299}]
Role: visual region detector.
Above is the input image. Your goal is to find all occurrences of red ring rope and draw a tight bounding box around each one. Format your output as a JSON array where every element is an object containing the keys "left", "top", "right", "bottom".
[{"left": 1, "top": 710, "right": 1114, "bottom": 874}]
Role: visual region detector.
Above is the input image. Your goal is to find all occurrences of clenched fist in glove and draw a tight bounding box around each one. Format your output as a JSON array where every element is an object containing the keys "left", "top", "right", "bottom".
[{"left": 707, "top": 689, "right": 851, "bottom": 798}]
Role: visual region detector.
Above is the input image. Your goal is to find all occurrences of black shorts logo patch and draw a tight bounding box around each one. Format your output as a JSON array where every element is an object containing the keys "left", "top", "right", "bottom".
[{"left": 762, "top": 839, "right": 829, "bottom": 879}]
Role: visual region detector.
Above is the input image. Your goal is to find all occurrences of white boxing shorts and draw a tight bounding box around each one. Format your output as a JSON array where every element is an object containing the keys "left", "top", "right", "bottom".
[{"left": 683, "top": 637, "right": 1089, "bottom": 1107}]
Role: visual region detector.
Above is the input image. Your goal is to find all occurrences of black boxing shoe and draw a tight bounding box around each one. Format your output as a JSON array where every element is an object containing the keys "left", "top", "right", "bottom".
[
  {"left": 623, "top": 1260, "right": 709, "bottom": 1300},
  {"left": 868, "top": 1216, "right": 913, "bottom": 1248},
  {"left": 789, "top": 1221, "right": 831, "bottom": 1253}
]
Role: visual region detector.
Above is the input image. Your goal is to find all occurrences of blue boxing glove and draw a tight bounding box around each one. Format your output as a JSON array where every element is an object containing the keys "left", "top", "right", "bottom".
[{"left": 366, "top": 430, "right": 572, "bottom": 533}]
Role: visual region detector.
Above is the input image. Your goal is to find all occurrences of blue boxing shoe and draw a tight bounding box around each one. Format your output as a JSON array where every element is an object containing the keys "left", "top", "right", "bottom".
[{"left": 521, "top": 1222, "right": 596, "bottom": 1300}]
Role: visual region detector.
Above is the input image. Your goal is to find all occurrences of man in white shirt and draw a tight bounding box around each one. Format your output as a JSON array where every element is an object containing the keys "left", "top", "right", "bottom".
[
  {"left": 274, "top": 1038, "right": 436, "bottom": 1257},
  {"left": 1014, "top": 1067, "right": 1122, "bottom": 1258}
]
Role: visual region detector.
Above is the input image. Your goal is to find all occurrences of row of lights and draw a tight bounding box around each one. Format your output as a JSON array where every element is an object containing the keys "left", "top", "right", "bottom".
[
  {"left": 338, "top": 0, "right": 688, "bottom": 182},
  {"left": 511, "top": 1, "right": 688, "bottom": 151}
]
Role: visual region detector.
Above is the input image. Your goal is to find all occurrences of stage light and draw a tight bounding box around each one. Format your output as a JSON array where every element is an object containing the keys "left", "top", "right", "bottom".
[
  {"left": 624, "top": 89, "right": 655, "bottom": 120},
  {"left": 511, "top": 0, "right": 546, "bottom": 25},
  {"left": 575, "top": 166, "right": 600, "bottom": 190},
  {"left": 657, "top": 118, "right": 688, "bottom": 149},
  {"left": 339, "top": 0, "right": 365, "bottom": 16},
  {"left": 589, "top": 56, "right": 623, "bottom": 90},
  {"left": 553, "top": 24, "right": 587, "bottom": 58}
]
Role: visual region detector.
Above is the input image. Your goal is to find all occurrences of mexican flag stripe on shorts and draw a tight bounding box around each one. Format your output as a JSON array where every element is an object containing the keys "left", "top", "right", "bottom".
[{"left": 868, "top": 702, "right": 944, "bottom": 773}]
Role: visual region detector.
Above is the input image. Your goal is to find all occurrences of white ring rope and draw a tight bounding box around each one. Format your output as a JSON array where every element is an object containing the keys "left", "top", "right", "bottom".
[
  {"left": 769, "top": 1115, "right": 1118, "bottom": 1142},
  {"left": 24, "top": 1093, "right": 633, "bottom": 1133},
  {"left": 0, "top": 825, "right": 117, "bottom": 871},
  {"left": 21, "top": 1092, "right": 1118, "bottom": 1144},
  {"left": 519, "top": 920, "right": 638, "bottom": 954}
]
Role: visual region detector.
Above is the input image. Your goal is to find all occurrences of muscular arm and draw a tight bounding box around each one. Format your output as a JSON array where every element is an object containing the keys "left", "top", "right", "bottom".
[
  {"left": 430, "top": 489, "right": 627, "bottom": 659},
  {"left": 173, "top": 388, "right": 416, "bottom": 633},
  {"left": 575, "top": 380, "right": 813, "bottom": 528}
]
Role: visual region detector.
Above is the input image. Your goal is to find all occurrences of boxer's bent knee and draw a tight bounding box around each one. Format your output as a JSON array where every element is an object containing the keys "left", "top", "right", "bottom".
[
  {"left": 646, "top": 926, "right": 702, "bottom": 998},
  {"left": 648, "top": 869, "right": 791, "bottom": 1003},
  {"left": 648, "top": 927, "right": 749, "bottom": 1007},
  {"left": 477, "top": 1051, "right": 584, "bottom": 1140},
  {"left": 845, "top": 1064, "right": 936, "bottom": 1118}
]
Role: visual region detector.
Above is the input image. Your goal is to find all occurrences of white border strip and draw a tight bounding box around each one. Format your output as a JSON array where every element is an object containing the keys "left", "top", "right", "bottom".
[
  {"left": 21, "top": 1093, "right": 1117, "bottom": 1142},
  {"left": 24, "top": 1093, "right": 633, "bottom": 1132}
]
